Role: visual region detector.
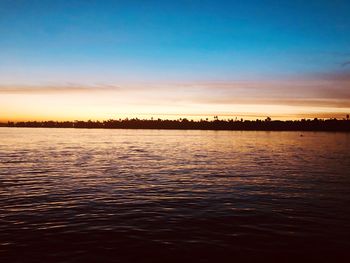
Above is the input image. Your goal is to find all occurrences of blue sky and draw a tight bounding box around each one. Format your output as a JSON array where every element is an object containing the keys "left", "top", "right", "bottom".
[{"left": 1, "top": 0, "right": 350, "bottom": 120}]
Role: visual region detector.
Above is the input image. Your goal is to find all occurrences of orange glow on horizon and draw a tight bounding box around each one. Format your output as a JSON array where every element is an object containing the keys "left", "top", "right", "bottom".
[{"left": 1, "top": 78, "right": 349, "bottom": 122}]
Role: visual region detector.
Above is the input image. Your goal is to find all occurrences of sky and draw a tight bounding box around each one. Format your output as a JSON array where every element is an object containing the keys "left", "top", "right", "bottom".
[{"left": 1, "top": 0, "right": 350, "bottom": 121}]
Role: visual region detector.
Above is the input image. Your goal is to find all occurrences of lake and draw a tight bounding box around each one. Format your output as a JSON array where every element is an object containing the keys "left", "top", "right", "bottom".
[{"left": 1, "top": 128, "right": 349, "bottom": 262}]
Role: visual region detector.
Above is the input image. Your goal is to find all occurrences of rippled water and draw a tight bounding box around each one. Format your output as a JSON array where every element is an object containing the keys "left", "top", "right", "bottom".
[{"left": 1, "top": 128, "right": 350, "bottom": 262}]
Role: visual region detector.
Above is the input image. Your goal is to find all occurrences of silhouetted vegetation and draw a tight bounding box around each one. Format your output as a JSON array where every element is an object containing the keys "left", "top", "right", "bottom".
[{"left": 3, "top": 117, "right": 350, "bottom": 131}]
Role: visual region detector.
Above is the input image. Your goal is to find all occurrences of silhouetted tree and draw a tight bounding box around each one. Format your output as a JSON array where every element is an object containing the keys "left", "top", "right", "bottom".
[{"left": 4, "top": 118, "right": 350, "bottom": 131}]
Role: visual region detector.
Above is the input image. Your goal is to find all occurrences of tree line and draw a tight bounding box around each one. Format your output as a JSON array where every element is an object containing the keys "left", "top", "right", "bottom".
[{"left": 3, "top": 117, "right": 350, "bottom": 131}]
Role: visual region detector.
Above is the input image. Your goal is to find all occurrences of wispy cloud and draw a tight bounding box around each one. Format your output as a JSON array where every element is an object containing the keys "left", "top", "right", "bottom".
[
  {"left": 342, "top": 61, "right": 350, "bottom": 67},
  {"left": 0, "top": 84, "right": 121, "bottom": 94},
  {"left": 1, "top": 71, "right": 350, "bottom": 109},
  {"left": 162, "top": 71, "right": 350, "bottom": 108}
]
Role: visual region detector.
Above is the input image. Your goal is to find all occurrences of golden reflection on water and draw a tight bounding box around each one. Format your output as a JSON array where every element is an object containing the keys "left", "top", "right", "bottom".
[{"left": 0, "top": 128, "right": 350, "bottom": 261}]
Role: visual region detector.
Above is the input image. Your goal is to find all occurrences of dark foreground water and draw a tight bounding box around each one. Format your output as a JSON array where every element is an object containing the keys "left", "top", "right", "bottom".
[{"left": 1, "top": 128, "right": 350, "bottom": 262}]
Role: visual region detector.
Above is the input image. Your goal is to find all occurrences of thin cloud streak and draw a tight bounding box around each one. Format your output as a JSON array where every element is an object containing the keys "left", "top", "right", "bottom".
[
  {"left": 0, "top": 84, "right": 121, "bottom": 94},
  {"left": 164, "top": 72, "right": 350, "bottom": 108},
  {"left": 193, "top": 97, "right": 350, "bottom": 108},
  {"left": 1, "top": 71, "right": 350, "bottom": 110},
  {"left": 342, "top": 61, "right": 350, "bottom": 67}
]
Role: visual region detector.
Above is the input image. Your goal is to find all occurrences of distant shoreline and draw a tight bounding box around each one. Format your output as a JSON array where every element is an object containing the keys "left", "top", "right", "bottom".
[{"left": 2, "top": 118, "right": 350, "bottom": 132}]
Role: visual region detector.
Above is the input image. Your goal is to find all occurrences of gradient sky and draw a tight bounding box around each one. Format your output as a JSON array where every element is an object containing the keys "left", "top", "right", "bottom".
[{"left": 1, "top": 0, "right": 350, "bottom": 121}]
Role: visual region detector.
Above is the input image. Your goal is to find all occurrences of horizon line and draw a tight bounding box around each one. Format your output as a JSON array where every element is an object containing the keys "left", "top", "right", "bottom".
[{"left": 2, "top": 115, "right": 350, "bottom": 123}]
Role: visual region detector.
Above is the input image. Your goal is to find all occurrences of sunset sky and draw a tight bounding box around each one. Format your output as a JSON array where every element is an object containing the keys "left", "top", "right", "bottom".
[{"left": 1, "top": 0, "right": 350, "bottom": 121}]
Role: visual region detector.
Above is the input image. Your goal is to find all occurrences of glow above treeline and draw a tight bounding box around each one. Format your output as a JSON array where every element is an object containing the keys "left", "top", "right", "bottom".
[
  {"left": 1, "top": 1, "right": 350, "bottom": 121},
  {"left": 1, "top": 78, "right": 349, "bottom": 122}
]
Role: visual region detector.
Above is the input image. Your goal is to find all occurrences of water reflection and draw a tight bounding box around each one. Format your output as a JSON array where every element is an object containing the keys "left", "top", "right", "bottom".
[{"left": 0, "top": 128, "right": 350, "bottom": 262}]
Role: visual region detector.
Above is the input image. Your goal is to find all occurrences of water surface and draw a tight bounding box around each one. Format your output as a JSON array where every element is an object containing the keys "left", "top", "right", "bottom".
[{"left": 1, "top": 128, "right": 350, "bottom": 262}]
